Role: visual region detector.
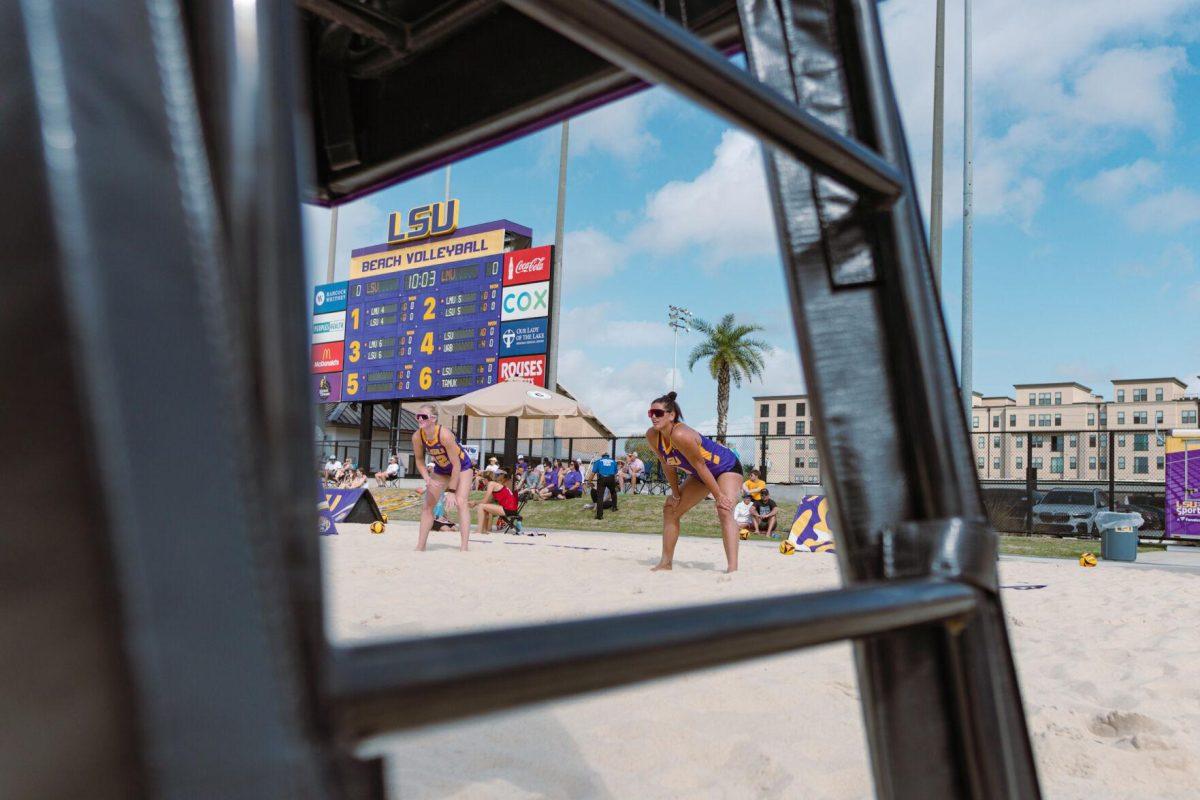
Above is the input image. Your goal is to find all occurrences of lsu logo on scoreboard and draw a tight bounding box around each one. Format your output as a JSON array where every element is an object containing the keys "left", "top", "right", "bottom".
[
  {"left": 498, "top": 354, "right": 546, "bottom": 386},
  {"left": 387, "top": 199, "right": 459, "bottom": 245}
]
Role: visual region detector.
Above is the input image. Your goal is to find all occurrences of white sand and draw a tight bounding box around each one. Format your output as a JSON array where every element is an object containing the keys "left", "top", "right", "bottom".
[{"left": 324, "top": 523, "right": 1200, "bottom": 799}]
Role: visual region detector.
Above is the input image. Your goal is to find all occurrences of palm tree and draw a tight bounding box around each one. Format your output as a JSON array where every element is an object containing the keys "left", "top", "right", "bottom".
[{"left": 686, "top": 314, "right": 769, "bottom": 443}]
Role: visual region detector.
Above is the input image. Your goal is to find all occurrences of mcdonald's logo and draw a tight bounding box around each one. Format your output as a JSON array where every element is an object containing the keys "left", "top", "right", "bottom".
[{"left": 312, "top": 341, "right": 344, "bottom": 373}]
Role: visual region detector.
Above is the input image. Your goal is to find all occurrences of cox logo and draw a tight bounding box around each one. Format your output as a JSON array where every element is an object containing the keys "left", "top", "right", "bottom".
[{"left": 501, "top": 280, "right": 550, "bottom": 321}]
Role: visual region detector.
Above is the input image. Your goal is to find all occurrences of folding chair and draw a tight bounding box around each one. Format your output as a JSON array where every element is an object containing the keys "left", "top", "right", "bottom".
[{"left": 494, "top": 498, "right": 528, "bottom": 535}]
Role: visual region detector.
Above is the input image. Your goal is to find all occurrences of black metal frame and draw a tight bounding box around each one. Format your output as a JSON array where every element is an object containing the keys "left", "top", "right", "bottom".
[{"left": 2, "top": 0, "right": 1039, "bottom": 798}]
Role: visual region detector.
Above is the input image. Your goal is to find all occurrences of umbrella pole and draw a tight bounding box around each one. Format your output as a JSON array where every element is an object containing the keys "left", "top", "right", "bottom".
[{"left": 504, "top": 415, "right": 519, "bottom": 491}]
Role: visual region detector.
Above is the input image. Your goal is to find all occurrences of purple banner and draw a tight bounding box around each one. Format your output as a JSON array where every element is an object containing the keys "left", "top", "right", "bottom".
[{"left": 1165, "top": 441, "right": 1200, "bottom": 539}]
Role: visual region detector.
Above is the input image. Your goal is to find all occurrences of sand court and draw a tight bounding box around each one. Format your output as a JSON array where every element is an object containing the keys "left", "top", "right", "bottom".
[{"left": 324, "top": 522, "right": 1200, "bottom": 799}]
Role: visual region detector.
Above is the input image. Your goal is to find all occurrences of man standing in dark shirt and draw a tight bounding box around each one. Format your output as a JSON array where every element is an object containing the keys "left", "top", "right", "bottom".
[
  {"left": 752, "top": 488, "right": 779, "bottom": 537},
  {"left": 587, "top": 453, "right": 619, "bottom": 519}
]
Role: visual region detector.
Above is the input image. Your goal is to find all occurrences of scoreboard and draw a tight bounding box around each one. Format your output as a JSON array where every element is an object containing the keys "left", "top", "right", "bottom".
[{"left": 312, "top": 211, "right": 552, "bottom": 404}]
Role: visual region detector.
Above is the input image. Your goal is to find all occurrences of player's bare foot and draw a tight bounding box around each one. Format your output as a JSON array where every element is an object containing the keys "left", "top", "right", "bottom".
[{"left": 651, "top": 561, "right": 672, "bottom": 571}]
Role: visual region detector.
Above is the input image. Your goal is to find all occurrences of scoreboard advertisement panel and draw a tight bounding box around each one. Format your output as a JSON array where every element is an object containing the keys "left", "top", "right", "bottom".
[{"left": 312, "top": 206, "right": 549, "bottom": 404}]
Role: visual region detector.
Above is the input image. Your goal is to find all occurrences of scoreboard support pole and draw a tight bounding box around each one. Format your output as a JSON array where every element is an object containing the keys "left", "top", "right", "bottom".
[
  {"left": 358, "top": 402, "right": 374, "bottom": 473},
  {"left": 388, "top": 401, "right": 400, "bottom": 455},
  {"left": 503, "top": 416, "right": 520, "bottom": 490}
]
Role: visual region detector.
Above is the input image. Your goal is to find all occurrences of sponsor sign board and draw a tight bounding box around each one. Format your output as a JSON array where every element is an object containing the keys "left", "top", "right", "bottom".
[
  {"left": 313, "top": 281, "right": 348, "bottom": 314},
  {"left": 498, "top": 354, "right": 546, "bottom": 386},
  {"left": 1166, "top": 435, "right": 1200, "bottom": 539},
  {"left": 500, "top": 280, "right": 550, "bottom": 322},
  {"left": 312, "top": 341, "right": 344, "bottom": 373},
  {"left": 503, "top": 245, "right": 552, "bottom": 286},
  {"left": 312, "top": 311, "right": 347, "bottom": 344},
  {"left": 498, "top": 318, "right": 548, "bottom": 357},
  {"left": 313, "top": 372, "right": 342, "bottom": 403}
]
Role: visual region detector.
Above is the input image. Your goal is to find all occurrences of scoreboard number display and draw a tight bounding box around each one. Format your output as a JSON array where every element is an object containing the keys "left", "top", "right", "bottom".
[{"left": 311, "top": 209, "right": 551, "bottom": 404}]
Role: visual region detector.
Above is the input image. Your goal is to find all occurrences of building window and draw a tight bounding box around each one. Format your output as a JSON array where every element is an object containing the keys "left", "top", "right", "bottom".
[
  {"left": 1068, "top": 435, "right": 1077, "bottom": 447},
  {"left": 811, "top": 440, "right": 818, "bottom": 450},
  {"left": 1117, "top": 412, "right": 1125, "bottom": 424},
  {"left": 1009, "top": 414, "right": 1016, "bottom": 426},
  {"left": 795, "top": 457, "right": 803, "bottom": 468},
  {"left": 1015, "top": 435, "right": 1024, "bottom": 448},
  {"left": 1118, "top": 457, "right": 1126, "bottom": 470},
  {"left": 1134, "top": 434, "right": 1148, "bottom": 451},
  {"left": 993, "top": 415, "right": 1000, "bottom": 427},
  {"left": 1028, "top": 414, "right": 1036, "bottom": 426},
  {"left": 1038, "top": 414, "right": 1051, "bottom": 427},
  {"left": 795, "top": 421, "right": 806, "bottom": 435},
  {"left": 776, "top": 421, "right": 786, "bottom": 435},
  {"left": 1156, "top": 388, "right": 1164, "bottom": 401},
  {"left": 793, "top": 438, "right": 805, "bottom": 448},
  {"left": 977, "top": 436, "right": 985, "bottom": 449},
  {"left": 1089, "top": 434, "right": 1096, "bottom": 448},
  {"left": 760, "top": 404, "right": 769, "bottom": 417},
  {"left": 1133, "top": 389, "right": 1147, "bottom": 402},
  {"left": 993, "top": 458, "right": 1001, "bottom": 470},
  {"left": 1089, "top": 456, "right": 1097, "bottom": 470},
  {"left": 1099, "top": 411, "right": 1108, "bottom": 425},
  {"left": 993, "top": 436, "right": 1001, "bottom": 448},
  {"left": 1051, "top": 435, "right": 1063, "bottom": 453},
  {"left": 1099, "top": 457, "right": 1108, "bottom": 472},
  {"left": 1099, "top": 433, "right": 1108, "bottom": 446},
  {"left": 1069, "top": 457, "right": 1077, "bottom": 470},
  {"left": 777, "top": 403, "right": 786, "bottom": 417},
  {"left": 808, "top": 457, "right": 818, "bottom": 468},
  {"left": 972, "top": 416, "right": 979, "bottom": 429},
  {"left": 1038, "top": 392, "right": 1051, "bottom": 406},
  {"left": 1118, "top": 435, "right": 1126, "bottom": 447},
  {"left": 1028, "top": 394, "right": 1036, "bottom": 404},
  {"left": 1016, "top": 457, "right": 1024, "bottom": 469},
  {"left": 1033, "top": 435, "right": 1044, "bottom": 448},
  {"left": 1184, "top": 411, "right": 1198, "bottom": 425},
  {"left": 1157, "top": 456, "right": 1165, "bottom": 470},
  {"left": 796, "top": 402, "right": 806, "bottom": 416},
  {"left": 1054, "top": 413, "right": 1062, "bottom": 427},
  {"left": 1117, "top": 389, "right": 1125, "bottom": 402},
  {"left": 1133, "top": 412, "right": 1147, "bottom": 424},
  {"left": 1051, "top": 456, "right": 1063, "bottom": 473},
  {"left": 1134, "top": 457, "right": 1149, "bottom": 474},
  {"left": 976, "top": 456, "right": 984, "bottom": 468},
  {"left": 760, "top": 422, "right": 768, "bottom": 435},
  {"left": 1032, "top": 457, "right": 1043, "bottom": 469},
  {"left": 1054, "top": 392, "right": 1062, "bottom": 405},
  {"left": 1156, "top": 410, "right": 1164, "bottom": 425},
  {"left": 1087, "top": 413, "right": 1095, "bottom": 425}
]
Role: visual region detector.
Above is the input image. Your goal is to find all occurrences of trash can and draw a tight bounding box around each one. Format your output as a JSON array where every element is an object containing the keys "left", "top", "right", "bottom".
[{"left": 1096, "top": 511, "right": 1143, "bottom": 562}]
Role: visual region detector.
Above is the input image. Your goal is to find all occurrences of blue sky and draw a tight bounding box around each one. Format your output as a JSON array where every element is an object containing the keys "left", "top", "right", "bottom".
[{"left": 305, "top": 0, "right": 1200, "bottom": 434}]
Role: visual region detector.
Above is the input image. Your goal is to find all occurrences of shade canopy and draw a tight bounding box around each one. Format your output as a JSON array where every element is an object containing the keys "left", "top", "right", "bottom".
[{"left": 438, "top": 382, "right": 592, "bottom": 419}]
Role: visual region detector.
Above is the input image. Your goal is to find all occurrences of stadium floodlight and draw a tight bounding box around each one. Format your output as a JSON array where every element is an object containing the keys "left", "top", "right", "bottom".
[{"left": 668, "top": 305, "right": 692, "bottom": 391}]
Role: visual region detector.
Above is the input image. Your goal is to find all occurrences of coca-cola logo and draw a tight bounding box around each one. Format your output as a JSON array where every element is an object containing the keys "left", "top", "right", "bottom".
[
  {"left": 507, "top": 255, "right": 545, "bottom": 280},
  {"left": 504, "top": 246, "right": 552, "bottom": 286}
]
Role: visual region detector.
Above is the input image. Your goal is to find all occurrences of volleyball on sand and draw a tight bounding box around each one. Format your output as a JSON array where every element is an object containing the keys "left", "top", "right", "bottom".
[
  {"left": 779, "top": 541, "right": 796, "bottom": 555},
  {"left": 1079, "top": 552, "right": 1097, "bottom": 567},
  {"left": 370, "top": 521, "right": 385, "bottom": 534}
]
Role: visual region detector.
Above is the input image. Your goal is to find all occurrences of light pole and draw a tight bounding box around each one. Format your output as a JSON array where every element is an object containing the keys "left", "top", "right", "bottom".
[{"left": 668, "top": 305, "right": 691, "bottom": 391}]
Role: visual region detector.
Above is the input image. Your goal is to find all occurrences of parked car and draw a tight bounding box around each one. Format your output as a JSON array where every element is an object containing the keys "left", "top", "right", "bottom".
[
  {"left": 1032, "top": 488, "right": 1110, "bottom": 536},
  {"left": 981, "top": 487, "right": 1047, "bottom": 533}
]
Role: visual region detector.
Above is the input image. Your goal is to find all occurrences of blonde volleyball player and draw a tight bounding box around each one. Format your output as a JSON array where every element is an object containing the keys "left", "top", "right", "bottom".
[
  {"left": 412, "top": 404, "right": 473, "bottom": 551},
  {"left": 646, "top": 391, "right": 745, "bottom": 573}
]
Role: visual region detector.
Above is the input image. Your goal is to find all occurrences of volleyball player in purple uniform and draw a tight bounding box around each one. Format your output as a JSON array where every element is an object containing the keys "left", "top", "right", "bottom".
[
  {"left": 412, "top": 404, "right": 473, "bottom": 551},
  {"left": 645, "top": 391, "right": 745, "bottom": 572}
]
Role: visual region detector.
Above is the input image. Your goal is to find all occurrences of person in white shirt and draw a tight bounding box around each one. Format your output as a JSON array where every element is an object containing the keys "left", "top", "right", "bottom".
[
  {"left": 323, "top": 456, "right": 339, "bottom": 481},
  {"left": 733, "top": 494, "right": 755, "bottom": 534},
  {"left": 627, "top": 454, "right": 645, "bottom": 493},
  {"left": 484, "top": 456, "right": 501, "bottom": 475},
  {"left": 375, "top": 455, "right": 400, "bottom": 485}
]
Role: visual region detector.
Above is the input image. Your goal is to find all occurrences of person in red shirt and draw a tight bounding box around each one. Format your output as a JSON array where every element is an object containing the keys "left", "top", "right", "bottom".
[{"left": 473, "top": 471, "right": 519, "bottom": 533}]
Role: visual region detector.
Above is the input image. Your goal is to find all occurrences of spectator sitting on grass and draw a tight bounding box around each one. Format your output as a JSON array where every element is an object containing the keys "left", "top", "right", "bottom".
[
  {"left": 743, "top": 470, "right": 766, "bottom": 501},
  {"left": 342, "top": 468, "right": 368, "bottom": 490},
  {"left": 752, "top": 488, "right": 779, "bottom": 537},
  {"left": 518, "top": 462, "right": 542, "bottom": 501},
  {"left": 540, "top": 459, "right": 563, "bottom": 500},
  {"left": 734, "top": 494, "right": 755, "bottom": 534},
  {"left": 560, "top": 461, "right": 584, "bottom": 499}
]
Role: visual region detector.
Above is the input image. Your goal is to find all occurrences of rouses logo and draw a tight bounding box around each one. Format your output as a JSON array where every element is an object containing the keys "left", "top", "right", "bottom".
[
  {"left": 313, "top": 281, "right": 347, "bottom": 314},
  {"left": 500, "top": 280, "right": 550, "bottom": 322},
  {"left": 311, "top": 342, "right": 344, "bottom": 373},
  {"left": 498, "top": 318, "right": 548, "bottom": 357},
  {"left": 498, "top": 354, "right": 546, "bottom": 386},
  {"left": 503, "top": 245, "right": 552, "bottom": 286}
]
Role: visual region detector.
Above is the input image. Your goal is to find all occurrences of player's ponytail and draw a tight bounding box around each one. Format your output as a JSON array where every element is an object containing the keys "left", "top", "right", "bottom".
[{"left": 652, "top": 390, "right": 684, "bottom": 421}]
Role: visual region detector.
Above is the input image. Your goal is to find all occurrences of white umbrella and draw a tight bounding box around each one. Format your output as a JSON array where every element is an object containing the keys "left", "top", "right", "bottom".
[{"left": 438, "top": 381, "right": 592, "bottom": 419}]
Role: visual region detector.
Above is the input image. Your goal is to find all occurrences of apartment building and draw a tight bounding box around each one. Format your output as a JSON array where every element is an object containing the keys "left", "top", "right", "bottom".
[
  {"left": 755, "top": 377, "right": 1200, "bottom": 483},
  {"left": 752, "top": 394, "right": 820, "bottom": 482}
]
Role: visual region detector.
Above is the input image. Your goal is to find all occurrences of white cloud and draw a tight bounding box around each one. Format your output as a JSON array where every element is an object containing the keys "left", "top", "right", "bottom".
[
  {"left": 1076, "top": 158, "right": 1164, "bottom": 204},
  {"left": 628, "top": 130, "right": 777, "bottom": 264},
  {"left": 561, "top": 302, "right": 666, "bottom": 346},
  {"left": 1125, "top": 188, "right": 1200, "bottom": 232},
  {"left": 570, "top": 91, "right": 660, "bottom": 161},
  {"left": 561, "top": 227, "right": 627, "bottom": 285},
  {"left": 557, "top": 348, "right": 680, "bottom": 433},
  {"left": 751, "top": 346, "right": 806, "bottom": 397},
  {"left": 879, "top": 0, "right": 1197, "bottom": 227},
  {"left": 302, "top": 199, "right": 388, "bottom": 288}
]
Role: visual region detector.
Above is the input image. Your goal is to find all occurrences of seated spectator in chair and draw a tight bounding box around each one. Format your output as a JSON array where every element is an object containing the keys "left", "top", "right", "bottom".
[
  {"left": 343, "top": 468, "right": 368, "bottom": 490},
  {"left": 472, "top": 471, "right": 518, "bottom": 533},
  {"left": 627, "top": 453, "right": 645, "bottom": 493},
  {"left": 743, "top": 470, "right": 766, "bottom": 502},
  {"left": 560, "top": 461, "right": 584, "bottom": 499},
  {"left": 375, "top": 455, "right": 400, "bottom": 486},
  {"left": 615, "top": 458, "right": 630, "bottom": 492},
  {"left": 484, "top": 456, "right": 501, "bottom": 477},
  {"left": 751, "top": 488, "right": 779, "bottom": 537},
  {"left": 734, "top": 494, "right": 755, "bottom": 535}
]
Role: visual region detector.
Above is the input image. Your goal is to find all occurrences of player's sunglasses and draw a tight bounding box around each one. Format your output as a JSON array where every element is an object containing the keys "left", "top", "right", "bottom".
[
  {"left": 647, "top": 408, "right": 667, "bottom": 419},
  {"left": 415, "top": 413, "right": 431, "bottom": 420}
]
